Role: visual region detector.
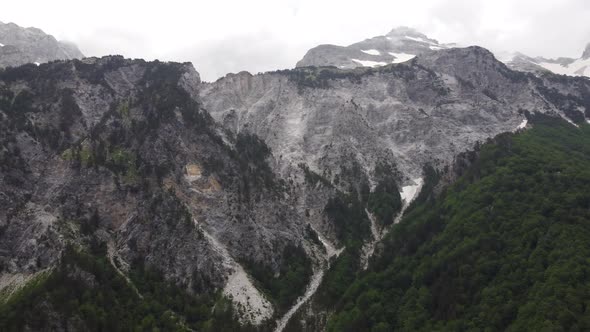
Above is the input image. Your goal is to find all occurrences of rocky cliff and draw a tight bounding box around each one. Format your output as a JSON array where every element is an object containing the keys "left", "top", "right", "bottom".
[
  {"left": 2, "top": 44, "right": 590, "bottom": 331},
  {"left": 203, "top": 46, "right": 590, "bottom": 189},
  {"left": 0, "top": 56, "right": 323, "bottom": 328}
]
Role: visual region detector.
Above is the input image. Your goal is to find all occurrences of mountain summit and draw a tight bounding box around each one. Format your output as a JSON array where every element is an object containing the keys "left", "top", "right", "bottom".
[
  {"left": 298, "top": 27, "right": 590, "bottom": 78},
  {"left": 296, "top": 26, "right": 452, "bottom": 69},
  {"left": 0, "top": 21, "right": 84, "bottom": 67}
]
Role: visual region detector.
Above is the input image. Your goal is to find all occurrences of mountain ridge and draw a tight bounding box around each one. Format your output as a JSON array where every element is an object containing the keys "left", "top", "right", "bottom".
[
  {"left": 1, "top": 25, "right": 590, "bottom": 331},
  {"left": 296, "top": 26, "right": 590, "bottom": 79}
]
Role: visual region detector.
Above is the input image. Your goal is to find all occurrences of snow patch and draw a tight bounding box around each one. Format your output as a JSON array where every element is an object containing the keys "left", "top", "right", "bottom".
[
  {"left": 362, "top": 177, "right": 425, "bottom": 270},
  {"left": 34, "top": 62, "right": 40, "bottom": 66},
  {"left": 361, "top": 49, "right": 381, "bottom": 56},
  {"left": 0, "top": 43, "right": 4, "bottom": 47},
  {"left": 400, "top": 178, "right": 424, "bottom": 204},
  {"left": 538, "top": 57, "right": 590, "bottom": 77},
  {"left": 389, "top": 52, "right": 416, "bottom": 63},
  {"left": 404, "top": 36, "right": 435, "bottom": 44},
  {"left": 429, "top": 45, "right": 443, "bottom": 50},
  {"left": 516, "top": 119, "right": 527, "bottom": 130},
  {"left": 352, "top": 59, "right": 388, "bottom": 67}
]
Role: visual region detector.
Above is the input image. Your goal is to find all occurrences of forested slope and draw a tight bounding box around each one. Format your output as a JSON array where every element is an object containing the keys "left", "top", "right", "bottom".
[{"left": 327, "top": 114, "right": 590, "bottom": 331}]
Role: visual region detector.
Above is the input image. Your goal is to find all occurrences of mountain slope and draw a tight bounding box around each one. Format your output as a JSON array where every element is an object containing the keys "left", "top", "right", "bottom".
[
  {"left": 0, "top": 22, "right": 84, "bottom": 68},
  {"left": 203, "top": 46, "right": 590, "bottom": 192},
  {"left": 325, "top": 115, "right": 590, "bottom": 331},
  {"left": 297, "top": 26, "right": 590, "bottom": 79},
  {"left": 202, "top": 46, "right": 590, "bottom": 330},
  {"left": 505, "top": 43, "right": 590, "bottom": 77},
  {"left": 0, "top": 56, "right": 320, "bottom": 328},
  {"left": 2, "top": 43, "right": 590, "bottom": 331}
]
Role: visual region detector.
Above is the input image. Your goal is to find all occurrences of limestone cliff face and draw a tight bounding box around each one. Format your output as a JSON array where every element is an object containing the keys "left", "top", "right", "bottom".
[
  {"left": 200, "top": 45, "right": 590, "bottom": 330},
  {"left": 2, "top": 45, "right": 590, "bottom": 330},
  {"left": 202, "top": 46, "right": 590, "bottom": 184},
  {"left": 0, "top": 56, "right": 311, "bottom": 324}
]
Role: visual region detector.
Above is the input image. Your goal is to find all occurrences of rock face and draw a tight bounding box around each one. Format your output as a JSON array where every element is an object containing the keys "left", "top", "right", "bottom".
[
  {"left": 2, "top": 44, "right": 590, "bottom": 330},
  {"left": 296, "top": 27, "right": 452, "bottom": 69},
  {"left": 503, "top": 43, "right": 590, "bottom": 77},
  {"left": 202, "top": 46, "right": 590, "bottom": 187},
  {"left": 0, "top": 57, "right": 314, "bottom": 325},
  {"left": 201, "top": 45, "right": 590, "bottom": 330},
  {"left": 0, "top": 22, "right": 84, "bottom": 68}
]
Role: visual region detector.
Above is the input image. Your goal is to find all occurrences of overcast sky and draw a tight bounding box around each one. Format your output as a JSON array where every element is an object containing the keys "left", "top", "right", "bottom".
[{"left": 2, "top": 0, "right": 590, "bottom": 81}]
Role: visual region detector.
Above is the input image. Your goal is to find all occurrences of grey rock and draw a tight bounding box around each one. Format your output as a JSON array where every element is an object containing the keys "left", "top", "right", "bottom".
[
  {"left": 0, "top": 21, "right": 84, "bottom": 68},
  {"left": 582, "top": 43, "right": 590, "bottom": 60},
  {"left": 202, "top": 46, "right": 590, "bottom": 192},
  {"left": 0, "top": 57, "right": 310, "bottom": 324}
]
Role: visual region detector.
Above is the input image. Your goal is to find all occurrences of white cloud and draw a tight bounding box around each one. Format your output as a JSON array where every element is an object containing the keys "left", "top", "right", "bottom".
[{"left": 1, "top": 0, "right": 589, "bottom": 80}]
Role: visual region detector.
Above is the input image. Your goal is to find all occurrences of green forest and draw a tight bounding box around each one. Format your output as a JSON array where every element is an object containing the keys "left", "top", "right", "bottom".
[
  {"left": 0, "top": 244, "right": 249, "bottom": 332},
  {"left": 327, "top": 115, "right": 590, "bottom": 331}
]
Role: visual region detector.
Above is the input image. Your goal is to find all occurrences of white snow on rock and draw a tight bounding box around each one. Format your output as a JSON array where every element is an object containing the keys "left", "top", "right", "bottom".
[
  {"left": 429, "top": 45, "right": 443, "bottom": 50},
  {"left": 34, "top": 62, "right": 40, "bottom": 66},
  {"left": 538, "top": 57, "right": 590, "bottom": 77},
  {"left": 199, "top": 223, "right": 273, "bottom": 325},
  {"left": 400, "top": 178, "right": 424, "bottom": 204},
  {"left": 352, "top": 59, "right": 388, "bottom": 67},
  {"left": 389, "top": 52, "right": 416, "bottom": 63},
  {"left": 361, "top": 177, "right": 425, "bottom": 269},
  {"left": 0, "top": 42, "right": 4, "bottom": 47},
  {"left": 516, "top": 119, "right": 528, "bottom": 130},
  {"left": 404, "top": 36, "right": 433, "bottom": 44},
  {"left": 361, "top": 49, "right": 381, "bottom": 56}
]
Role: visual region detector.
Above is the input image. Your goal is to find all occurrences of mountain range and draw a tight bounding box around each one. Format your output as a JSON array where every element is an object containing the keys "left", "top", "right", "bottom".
[
  {"left": 298, "top": 26, "right": 590, "bottom": 78},
  {"left": 1, "top": 22, "right": 590, "bottom": 331}
]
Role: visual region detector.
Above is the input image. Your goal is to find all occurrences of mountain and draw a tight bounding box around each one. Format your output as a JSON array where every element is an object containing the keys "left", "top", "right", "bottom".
[
  {"left": 324, "top": 116, "right": 590, "bottom": 331},
  {"left": 0, "top": 57, "right": 318, "bottom": 330},
  {"left": 296, "top": 27, "right": 453, "bottom": 69},
  {"left": 0, "top": 22, "right": 84, "bottom": 68},
  {"left": 201, "top": 47, "right": 590, "bottom": 329},
  {"left": 204, "top": 46, "right": 589, "bottom": 185},
  {"left": 1, "top": 41, "right": 590, "bottom": 330},
  {"left": 297, "top": 26, "right": 590, "bottom": 79},
  {"left": 505, "top": 43, "right": 590, "bottom": 77}
]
